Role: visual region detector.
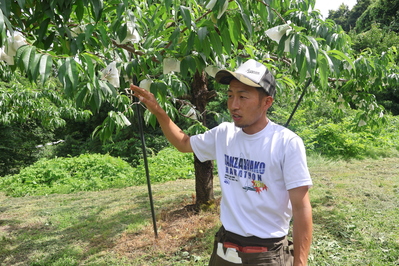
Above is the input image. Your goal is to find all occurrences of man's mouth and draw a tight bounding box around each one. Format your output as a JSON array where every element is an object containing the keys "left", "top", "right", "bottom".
[{"left": 231, "top": 113, "right": 242, "bottom": 121}]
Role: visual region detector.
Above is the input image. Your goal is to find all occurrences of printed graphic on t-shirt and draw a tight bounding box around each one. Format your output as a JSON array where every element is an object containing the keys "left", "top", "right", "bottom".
[{"left": 224, "top": 154, "right": 268, "bottom": 193}]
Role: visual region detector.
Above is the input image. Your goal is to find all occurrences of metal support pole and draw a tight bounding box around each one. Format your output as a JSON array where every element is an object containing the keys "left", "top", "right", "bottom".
[
  {"left": 284, "top": 78, "right": 312, "bottom": 128},
  {"left": 134, "top": 96, "right": 158, "bottom": 238}
]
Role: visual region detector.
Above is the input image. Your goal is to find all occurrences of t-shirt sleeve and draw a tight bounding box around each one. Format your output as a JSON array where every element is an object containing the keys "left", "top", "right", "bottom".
[
  {"left": 283, "top": 136, "right": 313, "bottom": 190},
  {"left": 190, "top": 127, "right": 219, "bottom": 162}
]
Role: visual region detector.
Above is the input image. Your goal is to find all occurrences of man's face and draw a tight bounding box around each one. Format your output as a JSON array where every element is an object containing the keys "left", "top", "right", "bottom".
[{"left": 227, "top": 79, "right": 273, "bottom": 134}]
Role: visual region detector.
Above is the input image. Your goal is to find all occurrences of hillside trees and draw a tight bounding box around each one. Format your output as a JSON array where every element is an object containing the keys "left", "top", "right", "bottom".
[
  {"left": 327, "top": 0, "right": 399, "bottom": 114},
  {"left": 356, "top": 0, "right": 399, "bottom": 32},
  {"left": 327, "top": 0, "right": 371, "bottom": 32},
  {"left": 1, "top": 0, "right": 399, "bottom": 205}
]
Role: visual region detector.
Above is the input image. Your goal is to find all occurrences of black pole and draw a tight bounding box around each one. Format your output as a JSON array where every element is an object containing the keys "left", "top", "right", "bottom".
[
  {"left": 134, "top": 97, "right": 158, "bottom": 238},
  {"left": 284, "top": 78, "right": 312, "bottom": 128}
]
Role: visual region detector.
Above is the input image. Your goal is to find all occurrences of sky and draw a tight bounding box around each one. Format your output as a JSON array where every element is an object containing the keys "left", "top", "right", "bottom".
[{"left": 313, "top": 0, "right": 357, "bottom": 18}]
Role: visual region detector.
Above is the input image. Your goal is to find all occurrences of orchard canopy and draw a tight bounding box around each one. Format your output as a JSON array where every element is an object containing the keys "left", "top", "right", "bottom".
[{"left": 1, "top": 0, "right": 398, "bottom": 139}]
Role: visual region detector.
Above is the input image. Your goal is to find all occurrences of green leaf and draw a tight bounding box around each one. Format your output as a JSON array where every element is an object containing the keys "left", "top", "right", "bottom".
[
  {"left": 278, "top": 34, "right": 289, "bottom": 55},
  {"left": 59, "top": 58, "right": 78, "bottom": 97},
  {"left": 198, "top": 27, "right": 208, "bottom": 43},
  {"left": 117, "top": 23, "right": 127, "bottom": 44},
  {"left": 307, "top": 43, "right": 317, "bottom": 78},
  {"left": 75, "top": 0, "right": 84, "bottom": 22},
  {"left": 180, "top": 6, "right": 191, "bottom": 29},
  {"left": 145, "top": 109, "right": 157, "bottom": 129},
  {"left": 296, "top": 44, "right": 306, "bottom": 72},
  {"left": 181, "top": 56, "right": 196, "bottom": 77},
  {"left": 209, "top": 30, "right": 222, "bottom": 56},
  {"left": 165, "top": 0, "right": 172, "bottom": 13},
  {"left": 58, "top": 64, "right": 71, "bottom": 96},
  {"left": 220, "top": 23, "right": 231, "bottom": 54},
  {"left": 0, "top": 0, "right": 11, "bottom": 17},
  {"left": 0, "top": 9, "right": 4, "bottom": 34},
  {"left": 65, "top": 57, "right": 78, "bottom": 91},
  {"left": 118, "top": 112, "right": 132, "bottom": 127},
  {"left": 78, "top": 83, "right": 92, "bottom": 108},
  {"left": 21, "top": 45, "right": 32, "bottom": 70},
  {"left": 240, "top": 12, "right": 252, "bottom": 36},
  {"left": 321, "top": 50, "right": 334, "bottom": 73},
  {"left": 37, "top": 18, "right": 50, "bottom": 42},
  {"left": 153, "top": 82, "right": 168, "bottom": 100},
  {"left": 306, "top": 36, "right": 319, "bottom": 53},
  {"left": 92, "top": 87, "right": 102, "bottom": 112},
  {"left": 184, "top": 31, "right": 195, "bottom": 55},
  {"left": 97, "top": 25, "right": 109, "bottom": 46},
  {"left": 43, "top": 31, "right": 55, "bottom": 50},
  {"left": 39, "top": 54, "right": 53, "bottom": 85},
  {"left": 30, "top": 53, "right": 42, "bottom": 82},
  {"left": 169, "top": 28, "right": 180, "bottom": 48},
  {"left": 90, "top": 0, "right": 103, "bottom": 22},
  {"left": 81, "top": 53, "right": 95, "bottom": 80},
  {"left": 17, "top": 45, "right": 34, "bottom": 75},
  {"left": 255, "top": 2, "right": 269, "bottom": 25},
  {"left": 100, "top": 80, "right": 115, "bottom": 97},
  {"left": 267, "top": 5, "right": 275, "bottom": 21},
  {"left": 85, "top": 24, "right": 95, "bottom": 41},
  {"left": 318, "top": 53, "right": 328, "bottom": 89},
  {"left": 200, "top": 36, "right": 211, "bottom": 58},
  {"left": 289, "top": 34, "right": 300, "bottom": 58},
  {"left": 300, "top": 46, "right": 309, "bottom": 83},
  {"left": 15, "top": 45, "right": 29, "bottom": 69},
  {"left": 116, "top": 3, "right": 125, "bottom": 18},
  {"left": 327, "top": 50, "right": 355, "bottom": 74},
  {"left": 227, "top": 17, "right": 238, "bottom": 46},
  {"left": 103, "top": 117, "right": 113, "bottom": 141},
  {"left": 244, "top": 45, "right": 255, "bottom": 58}
]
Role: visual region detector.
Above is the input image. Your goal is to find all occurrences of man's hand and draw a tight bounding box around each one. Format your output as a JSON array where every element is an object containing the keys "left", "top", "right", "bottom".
[
  {"left": 130, "top": 84, "right": 163, "bottom": 116},
  {"left": 289, "top": 186, "right": 312, "bottom": 266},
  {"left": 129, "top": 83, "right": 193, "bottom": 153}
]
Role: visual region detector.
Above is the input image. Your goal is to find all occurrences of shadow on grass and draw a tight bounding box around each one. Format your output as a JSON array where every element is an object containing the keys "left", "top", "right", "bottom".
[
  {"left": 0, "top": 169, "right": 225, "bottom": 266},
  {"left": 0, "top": 191, "right": 159, "bottom": 265}
]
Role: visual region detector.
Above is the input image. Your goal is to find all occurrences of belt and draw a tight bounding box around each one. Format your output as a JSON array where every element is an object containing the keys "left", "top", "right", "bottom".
[{"left": 223, "top": 242, "right": 268, "bottom": 253}]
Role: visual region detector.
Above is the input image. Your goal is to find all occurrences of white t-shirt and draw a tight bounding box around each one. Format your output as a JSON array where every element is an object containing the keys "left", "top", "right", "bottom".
[{"left": 190, "top": 121, "right": 312, "bottom": 238}]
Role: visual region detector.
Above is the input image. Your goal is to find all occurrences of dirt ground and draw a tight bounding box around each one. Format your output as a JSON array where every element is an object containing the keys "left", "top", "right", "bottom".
[{"left": 113, "top": 198, "right": 221, "bottom": 261}]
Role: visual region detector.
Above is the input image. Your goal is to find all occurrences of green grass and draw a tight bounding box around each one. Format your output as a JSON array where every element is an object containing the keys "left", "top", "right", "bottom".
[
  {"left": 1, "top": 156, "right": 399, "bottom": 265},
  {"left": 308, "top": 156, "right": 399, "bottom": 265}
]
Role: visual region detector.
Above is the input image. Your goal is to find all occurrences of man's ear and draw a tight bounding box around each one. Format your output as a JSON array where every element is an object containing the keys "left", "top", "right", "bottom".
[{"left": 263, "top": 96, "right": 273, "bottom": 110}]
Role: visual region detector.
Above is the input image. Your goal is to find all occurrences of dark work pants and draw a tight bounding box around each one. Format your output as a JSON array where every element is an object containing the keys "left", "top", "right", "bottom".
[{"left": 208, "top": 226, "right": 294, "bottom": 266}]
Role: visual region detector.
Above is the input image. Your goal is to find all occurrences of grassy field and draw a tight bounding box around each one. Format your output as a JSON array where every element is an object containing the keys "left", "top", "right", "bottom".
[{"left": 1, "top": 156, "right": 398, "bottom": 265}]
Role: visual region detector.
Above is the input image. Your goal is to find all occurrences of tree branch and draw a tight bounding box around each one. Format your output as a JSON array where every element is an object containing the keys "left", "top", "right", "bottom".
[
  {"left": 254, "top": 0, "right": 287, "bottom": 24},
  {"left": 111, "top": 40, "right": 145, "bottom": 56}
]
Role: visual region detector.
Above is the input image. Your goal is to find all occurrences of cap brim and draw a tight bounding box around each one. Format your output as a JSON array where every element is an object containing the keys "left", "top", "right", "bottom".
[{"left": 215, "top": 70, "right": 261, "bottom": 88}]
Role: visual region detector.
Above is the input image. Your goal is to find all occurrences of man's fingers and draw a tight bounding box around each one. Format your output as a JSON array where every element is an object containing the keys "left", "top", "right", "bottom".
[
  {"left": 129, "top": 84, "right": 144, "bottom": 98},
  {"left": 130, "top": 83, "right": 143, "bottom": 92},
  {"left": 128, "top": 83, "right": 152, "bottom": 105},
  {"left": 130, "top": 84, "right": 151, "bottom": 97}
]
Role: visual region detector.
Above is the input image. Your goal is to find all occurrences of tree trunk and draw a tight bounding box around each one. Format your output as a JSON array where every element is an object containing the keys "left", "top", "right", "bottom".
[
  {"left": 194, "top": 154, "right": 214, "bottom": 205},
  {"left": 191, "top": 71, "right": 216, "bottom": 206}
]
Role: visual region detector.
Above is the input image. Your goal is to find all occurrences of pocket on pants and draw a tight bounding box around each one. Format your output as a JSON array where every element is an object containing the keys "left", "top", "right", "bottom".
[{"left": 238, "top": 249, "right": 281, "bottom": 266}]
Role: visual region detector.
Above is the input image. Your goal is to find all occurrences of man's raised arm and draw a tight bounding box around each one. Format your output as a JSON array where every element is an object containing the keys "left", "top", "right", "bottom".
[{"left": 130, "top": 84, "right": 193, "bottom": 153}]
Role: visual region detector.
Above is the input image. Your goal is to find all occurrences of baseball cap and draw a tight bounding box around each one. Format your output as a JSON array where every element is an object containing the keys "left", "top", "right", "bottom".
[{"left": 215, "top": 59, "right": 276, "bottom": 98}]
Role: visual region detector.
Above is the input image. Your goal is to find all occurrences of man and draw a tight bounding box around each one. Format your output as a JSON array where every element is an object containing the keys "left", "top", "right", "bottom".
[{"left": 130, "top": 59, "right": 313, "bottom": 265}]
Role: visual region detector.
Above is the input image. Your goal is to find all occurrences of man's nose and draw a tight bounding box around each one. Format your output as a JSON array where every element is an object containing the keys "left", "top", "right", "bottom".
[{"left": 230, "top": 97, "right": 240, "bottom": 110}]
